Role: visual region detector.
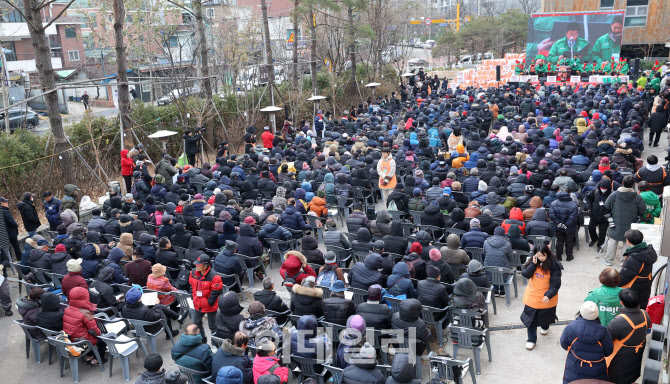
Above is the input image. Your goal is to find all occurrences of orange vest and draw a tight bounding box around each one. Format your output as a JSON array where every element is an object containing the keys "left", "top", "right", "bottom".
[
  {"left": 523, "top": 266, "right": 558, "bottom": 309},
  {"left": 606, "top": 312, "right": 648, "bottom": 366},
  {"left": 378, "top": 158, "right": 397, "bottom": 189}
]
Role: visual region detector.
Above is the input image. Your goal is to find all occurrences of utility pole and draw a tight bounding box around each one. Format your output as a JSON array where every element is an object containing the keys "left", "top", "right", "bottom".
[{"left": 0, "top": 43, "right": 10, "bottom": 132}]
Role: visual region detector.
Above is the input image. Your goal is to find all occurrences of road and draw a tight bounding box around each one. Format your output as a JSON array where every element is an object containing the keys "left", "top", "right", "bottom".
[{"left": 33, "top": 105, "right": 119, "bottom": 136}]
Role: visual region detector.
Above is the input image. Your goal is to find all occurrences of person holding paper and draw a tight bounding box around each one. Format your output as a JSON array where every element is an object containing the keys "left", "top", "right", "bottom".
[{"left": 121, "top": 286, "right": 180, "bottom": 339}]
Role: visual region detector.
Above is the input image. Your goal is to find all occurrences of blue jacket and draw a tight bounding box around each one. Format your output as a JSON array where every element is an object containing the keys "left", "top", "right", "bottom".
[
  {"left": 150, "top": 184, "right": 168, "bottom": 201},
  {"left": 386, "top": 262, "right": 417, "bottom": 298},
  {"left": 290, "top": 315, "right": 331, "bottom": 358},
  {"left": 191, "top": 199, "right": 206, "bottom": 218},
  {"left": 460, "top": 227, "right": 488, "bottom": 249},
  {"left": 279, "top": 205, "right": 310, "bottom": 235},
  {"left": 212, "top": 339, "right": 252, "bottom": 383},
  {"left": 215, "top": 366, "right": 244, "bottom": 384},
  {"left": 349, "top": 253, "right": 384, "bottom": 289},
  {"left": 549, "top": 192, "right": 579, "bottom": 232},
  {"left": 80, "top": 244, "right": 99, "bottom": 279},
  {"left": 104, "top": 248, "right": 128, "bottom": 284},
  {"left": 43, "top": 197, "right": 62, "bottom": 225},
  {"left": 560, "top": 317, "right": 613, "bottom": 384},
  {"left": 213, "top": 250, "right": 243, "bottom": 287},
  {"left": 171, "top": 333, "right": 213, "bottom": 382},
  {"left": 138, "top": 233, "right": 157, "bottom": 264},
  {"left": 462, "top": 176, "right": 480, "bottom": 194}
]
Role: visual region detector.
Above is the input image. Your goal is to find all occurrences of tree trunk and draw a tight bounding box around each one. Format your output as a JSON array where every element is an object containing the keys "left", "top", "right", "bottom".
[
  {"left": 309, "top": 9, "right": 317, "bottom": 93},
  {"left": 347, "top": 4, "right": 356, "bottom": 93},
  {"left": 292, "top": 0, "right": 299, "bottom": 89},
  {"left": 23, "top": 0, "right": 74, "bottom": 183},
  {"left": 113, "top": 0, "right": 133, "bottom": 149},
  {"left": 194, "top": 0, "right": 214, "bottom": 145},
  {"left": 260, "top": 0, "right": 274, "bottom": 80}
]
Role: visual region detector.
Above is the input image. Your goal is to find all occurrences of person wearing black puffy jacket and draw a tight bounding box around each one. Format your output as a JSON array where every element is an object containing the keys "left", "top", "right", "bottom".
[
  {"left": 391, "top": 299, "right": 430, "bottom": 356},
  {"left": 181, "top": 205, "right": 200, "bottom": 232},
  {"left": 346, "top": 204, "right": 370, "bottom": 233},
  {"left": 279, "top": 202, "right": 311, "bottom": 236},
  {"left": 444, "top": 207, "right": 469, "bottom": 231},
  {"left": 619, "top": 230, "right": 658, "bottom": 309},
  {"left": 356, "top": 285, "right": 391, "bottom": 329},
  {"left": 420, "top": 201, "right": 445, "bottom": 229},
  {"left": 352, "top": 228, "right": 374, "bottom": 254},
  {"left": 321, "top": 280, "right": 356, "bottom": 325},
  {"left": 214, "top": 292, "right": 246, "bottom": 341},
  {"left": 385, "top": 353, "right": 421, "bottom": 384},
  {"left": 300, "top": 235, "right": 324, "bottom": 265},
  {"left": 342, "top": 343, "right": 385, "bottom": 384},
  {"left": 290, "top": 277, "right": 324, "bottom": 317},
  {"left": 171, "top": 222, "right": 192, "bottom": 249},
  {"left": 349, "top": 253, "right": 384, "bottom": 290},
  {"left": 137, "top": 233, "right": 157, "bottom": 264},
  {"left": 198, "top": 216, "right": 220, "bottom": 249},
  {"left": 525, "top": 208, "right": 554, "bottom": 237},
  {"left": 35, "top": 291, "right": 63, "bottom": 331},
  {"left": 382, "top": 222, "right": 408, "bottom": 256}
]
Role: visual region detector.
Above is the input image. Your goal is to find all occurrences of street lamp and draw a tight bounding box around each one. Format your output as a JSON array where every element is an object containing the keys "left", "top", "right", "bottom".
[
  {"left": 307, "top": 95, "right": 326, "bottom": 119},
  {"left": 147, "top": 130, "right": 178, "bottom": 152},
  {"left": 260, "top": 105, "right": 282, "bottom": 133},
  {"left": 365, "top": 82, "right": 381, "bottom": 101}
]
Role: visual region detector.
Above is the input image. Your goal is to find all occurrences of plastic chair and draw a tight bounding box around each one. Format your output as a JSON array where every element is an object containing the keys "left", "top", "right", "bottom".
[
  {"left": 335, "top": 195, "right": 354, "bottom": 224},
  {"left": 50, "top": 336, "right": 105, "bottom": 383},
  {"left": 408, "top": 210, "right": 422, "bottom": 225},
  {"left": 320, "top": 285, "right": 332, "bottom": 299},
  {"left": 445, "top": 227, "right": 467, "bottom": 236},
  {"left": 173, "top": 246, "right": 187, "bottom": 259},
  {"left": 483, "top": 266, "right": 518, "bottom": 306},
  {"left": 176, "top": 363, "right": 213, "bottom": 384},
  {"left": 319, "top": 319, "right": 347, "bottom": 340},
  {"left": 210, "top": 335, "right": 225, "bottom": 349},
  {"left": 11, "top": 261, "right": 27, "bottom": 294},
  {"left": 128, "top": 318, "right": 174, "bottom": 353},
  {"left": 477, "top": 286, "right": 496, "bottom": 315},
  {"left": 450, "top": 308, "right": 491, "bottom": 365},
  {"left": 265, "top": 238, "right": 291, "bottom": 269},
  {"left": 173, "top": 290, "right": 195, "bottom": 327},
  {"left": 305, "top": 215, "right": 325, "bottom": 244},
  {"left": 526, "top": 235, "right": 555, "bottom": 253},
  {"left": 290, "top": 355, "right": 329, "bottom": 384},
  {"left": 465, "top": 247, "right": 485, "bottom": 263},
  {"left": 348, "top": 286, "right": 368, "bottom": 305},
  {"left": 447, "top": 324, "right": 491, "bottom": 375},
  {"left": 400, "top": 222, "right": 415, "bottom": 237},
  {"left": 98, "top": 332, "right": 148, "bottom": 381},
  {"left": 323, "top": 364, "right": 343, "bottom": 384},
  {"left": 510, "top": 250, "right": 529, "bottom": 285},
  {"left": 419, "top": 225, "right": 445, "bottom": 242},
  {"left": 14, "top": 319, "right": 48, "bottom": 364},
  {"left": 429, "top": 355, "right": 477, "bottom": 384},
  {"left": 420, "top": 305, "right": 451, "bottom": 347},
  {"left": 234, "top": 253, "right": 266, "bottom": 289},
  {"left": 387, "top": 210, "right": 404, "bottom": 221},
  {"left": 265, "top": 309, "right": 291, "bottom": 328},
  {"left": 95, "top": 313, "right": 130, "bottom": 335},
  {"left": 214, "top": 272, "right": 244, "bottom": 294},
  {"left": 325, "top": 244, "right": 353, "bottom": 268},
  {"left": 35, "top": 326, "right": 61, "bottom": 365},
  {"left": 29, "top": 266, "right": 54, "bottom": 287},
  {"left": 353, "top": 250, "right": 369, "bottom": 264},
  {"left": 384, "top": 296, "right": 403, "bottom": 312}
]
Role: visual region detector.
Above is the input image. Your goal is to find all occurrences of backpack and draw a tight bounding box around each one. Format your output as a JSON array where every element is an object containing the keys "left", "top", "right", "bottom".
[
  {"left": 316, "top": 269, "right": 337, "bottom": 288},
  {"left": 405, "top": 257, "right": 424, "bottom": 279},
  {"left": 284, "top": 270, "right": 302, "bottom": 286}
]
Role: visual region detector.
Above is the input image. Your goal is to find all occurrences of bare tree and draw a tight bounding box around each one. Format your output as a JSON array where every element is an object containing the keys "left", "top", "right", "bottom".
[
  {"left": 113, "top": 0, "right": 133, "bottom": 148},
  {"left": 514, "top": 0, "right": 540, "bottom": 14},
  {"left": 2, "top": 0, "right": 76, "bottom": 183}
]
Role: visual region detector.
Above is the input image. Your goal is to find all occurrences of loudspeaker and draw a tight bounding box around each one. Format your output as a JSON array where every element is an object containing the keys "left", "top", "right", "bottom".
[
  {"left": 634, "top": 58, "right": 640, "bottom": 74},
  {"left": 496, "top": 65, "right": 501, "bottom": 81}
]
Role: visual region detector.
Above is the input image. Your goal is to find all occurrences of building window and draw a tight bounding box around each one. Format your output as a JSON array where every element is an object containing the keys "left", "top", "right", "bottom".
[
  {"left": 182, "top": 13, "right": 193, "bottom": 24},
  {"left": 68, "top": 50, "right": 80, "bottom": 61},
  {"left": 164, "top": 36, "right": 179, "bottom": 48},
  {"left": 64, "top": 26, "right": 77, "bottom": 38},
  {"left": 625, "top": 0, "right": 648, "bottom": 27},
  {"left": 0, "top": 9, "right": 26, "bottom": 22},
  {"left": 3, "top": 42, "right": 17, "bottom": 62},
  {"left": 206, "top": 8, "right": 215, "bottom": 18},
  {"left": 599, "top": 0, "right": 614, "bottom": 10}
]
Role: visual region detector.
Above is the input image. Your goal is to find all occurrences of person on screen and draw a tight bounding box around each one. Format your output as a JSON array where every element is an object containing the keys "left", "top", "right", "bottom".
[
  {"left": 547, "top": 22, "right": 589, "bottom": 63},
  {"left": 589, "top": 15, "right": 623, "bottom": 64}
]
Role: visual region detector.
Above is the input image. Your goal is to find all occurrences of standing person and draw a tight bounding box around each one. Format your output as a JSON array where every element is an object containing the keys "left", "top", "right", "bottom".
[
  {"left": 61, "top": 184, "right": 81, "bottom": 215},
  {"left": 261, "top": 126, "right": 274, "bottom": 149},
  {"left": 121, "top": 149, "right": 135, "bottom": 194},
  {"left": 648, "top": 105, "right": 668, "bottom": 147},
  {"left": 521, "top": 244, "right": 562, "bottom": 350},
  {"left": 377, "top": 148, "right": 397, "bottom": 206},
  {"left": 0, "top": 198, "right": 12, "bottom": 275},
  {"left": 606, "top": 288, "right": 652, "bottom": 384},
  {"left": 603, "top": 175, "right": 645, "bottom": 266},
  {"left": 559, "top": 301, "right": 613, "bottom": 384},
  {"left": 183, "top": 129, "right": 202, "bottom": 166},
  {"left": 619, "top": 229, "right": 658, "bottom": 309},
  {"left": 42, "top": 191, "right": 62, "bottom": 232},
  {"left": 155, "top": 154, "right": 178, "bottom": 188},
  {"left": 634, "top": 155, "right": 668, "bottom": 196},
  {"left": 585, "top": 179, "right": 613, "bottom": 250},
  {"left": 1, "top": 197, "right": 20, "bottom": 261},
  {"left": 189, "top": 255, "right": 223, "bottom": 337},
  {"left": 17, "top": 192, "right": 40, "bottom": 237},
  {"left": 243, "top": 126, "right": 256, "bottom": 154},
  {"left": 584, "top": 268, "right": 622, "bottom": 327},
  {"left": 82, "top": 91, "right": 90, "bottom": 111},
  {"left": 549, "top": 189, "right": 579, "bottom": 261}
]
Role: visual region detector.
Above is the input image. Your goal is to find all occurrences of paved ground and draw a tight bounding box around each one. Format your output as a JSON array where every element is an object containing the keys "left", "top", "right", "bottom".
[
  {"left": 0, "top": 138, "right": 666, "bottom": 383},
  {"left": 34, "top": 103, "right": 119, "bottom": 136}
]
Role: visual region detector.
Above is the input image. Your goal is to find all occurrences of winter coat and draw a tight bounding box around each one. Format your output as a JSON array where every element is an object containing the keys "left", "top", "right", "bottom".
[
  {"left": 619, "top": 243, "right": 657, "bottom": 308},
  {"left": 63, "top": 287, "right": 100, "bottom": 345},
  {"left": 549, "top": 192, "right": 579, "bottom": 232},
  {"left": 147, "top": 274, "right": 177, "bottom": 305},
  {"left": 125, "top": 258, "right": 152, "bottom": 287},
  {"left": 525, "top": 208, "right": 554, "bottom": 237},
  {"left": 35, "top": 292, "right": 63, "bottom": 331},
  {"left": 604, "top": 187, "right": 646, "bottom": 241},
  {"left": 420, "top": 204, "right": 445, "bottom": 228},
  {"left": 236, "top": 223, "right": 263, "bottom": 259},
  {"left": 356, "top": 300, "right": 392, "bottom": 329},
  {"left": 349, "top": 253, "right": 384, "bottom": 289},
  {"left": 17, "top": 297, "right": 42, "bottom": 339},
  {"left": 280, "top": 205, "right": 310, "bottom": 232},
  {"left": 29, "top": 248, "right": 52, "bottom": 270},
  {"left": 239, "top": 315, "right": 281, "bottom": 347},
  {"left": 386, "top": 262, "right": 416, "bottom": 298},
  {"left": 300, "top": 235, "right": 324, "bottom": 265},
  {"left": 189, "top": 266, "right": 223, "bottom": 313},
  {"left": 214, "top": 292, "right": 246, "bottom": 341},
  {"left": 171, "top": 223, "right": 192, "bottom": 249},
  {"left": 346, "top": 211, "right": 370, "bottom": 234},
  {"left": 585, "top": 184, "right": 612, "bottom": 223},
  {"left": 483, "top": 235, "right": 513, "bottom": 269},
  {"left": 440, "top": 234, "right": 470, "bottom": 265},
  {"left": 88, "top": 279, "right": 117, "bottom": 309},
  {"left": 213, "top": 250, "right": 243, "bottom": 288},
  {"left": 382, "top": 222, "right": 407, "bottom": 256},
  {"left": 252, "top": 355, "right": 289, "bottom": 384},
  {"left": 258, "top": 223, "right": 291, "bottom": 245},
  {"left": 290, "top": 284, "right": 324, "bottom": 317},
  {"left": 279, "top": 251, "right": 316, "bottom": 286},
  {"left": 560, "top": 317, "right": 613, "bottom": 384},
  {"left": 391, "top": 299, "right": 430, "bottom": 348},
  {"left": 61, "top": 271, "right": 88, "bottom": 298},
  {"left": 212, "top": 339, "right": 253, "bottom": 384},
  {"left": 198, "top": 216, "right": 220, "bottom": 249},
  {"left": 253, "top": 290, "right": 289, "bottom": 315},
  {"left": 385, "top": 353, "right": 421, "bottom": 384},
  {"left": 369, "top": 211, "right": 392, "bottom": 238},
  {"left": 342, "top": 355, "right": 386, "bottom": 384},
  {"left": 122, "top": 300, "right": 173, "bottom": 334},
  {"left": 460, "top": 227, "right": 488, "bottom": 249},
  {"left": 417, "top": 278, "right": 449, "bottom": 309},
  {"left": 290, "top": 315, "right": 331, "bottom": 360},
  {"left": 634, "top": 165, "right": 667, "bottom": 195},
  {"left": 184, "top": 236, "right": 207, "bottom": 264},
  {"left": 43, "top": 197, "right": 62, "bottom": 226},
  {"left": 18, "top": 197, "right": 41, "bottom": 232},
  {"left": 171, "top": 333, "right": 213, "bottom": 382},
  {"left": 607, "top": 307, "right": 651, "bottom": 384},
  {"left": 461, "top": 271, "right": 491, "bottom": 288}
]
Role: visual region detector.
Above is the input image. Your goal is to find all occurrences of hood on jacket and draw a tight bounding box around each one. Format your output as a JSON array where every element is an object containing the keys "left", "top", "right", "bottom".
[
  {"left": 364, "top": 253, "right": 384, "bottom": 270},
  {"left": 40, "top": 291, "right": 61, "bottom": 312},
  {"left": 219, "top": 291, "right": 243, "bottom": 315},
  {"left": 276, "top": 187, "right": 286, "bottom": 197},
  {"left": 108, "top": 247, "right": 125, "bottom": 263},
  {"left": 415, "top": 231, "right": 431, "bottom": 247},
  {"left": 531, "top": 208, "right": 548, "bottom": 222},
  {"left": 447, "top": 233, "right": 460, "bottom": 249},
  {"left": 189, "top": 236, "right": 206, "bottom": 250},
  {"left": 556, "top": 191, "right": 572, "bottom": 201},
  {"left": 529, "top": 196, "right": 542, "bottom": 208},
  {"left": 398, "top": 298, "right": 422, "bottom": 322},
  {"left": 178, "top": 333, "right": 204, "bottom": 347},
  {"left": 356, "top": 228, "right": 371, "bottom": 242},
  {"left": 81, "top": 244, "right": 98, "bottom": 260},
  {"left": 120, "top": 233, "right": 134, "bottom": 246},
  {"left": 60, "top": 209, "right": 78, "bottom": 227},
  {"left": 241, "top": 180, "right": 254, "bottom": 193},
  {"left": 294, "top": 189, "right": 306, "bottom": 200},
  {"left": 282, "top": 251, "right": 308, "bottom": 275},
  {"left": 183, "top": 205, "right": 196, "bottom": 217},
  {"left": 390, "top": 353, "right": 417, "bottom": 382},
  {"left": 486, "top": 192, "right": 498, "bottom": 204},
  {"left": 454, "top": 278, "right": 477, "bottom": 297},
  {"left": 292, "top": 283, "right": 323, "bottom": 298},
  {"left": 296, "top": 314, "right": 319, "bottom": 338},
  {"left": 201, "top": 216, "right": 216, "bottom": 230},
  {"left": 450, "top": 208, "right": 465, "bottom": 222},
  {"left": 301, "top": 235, "right": 319, "bottom": 250},
  {"left": 64, "top": 184, "right": 80, "bottom": 197},
  {"left": 376, "top": 210, "right": 391, "bottom": 224},
  {"left": 216, "top": 366, "right": 243, "bottom": 384},
  {"left": 239, "top": 223, "right": 256, "bottom": 237},
  {"left": 139, "top": 233, "right": 153, "bottom": 246},
  {"left": 16, "top": 297, "right": 39, "bottom": 311},
  {"left": 391, "top": 262, "right": 410, "bottom": 278},
  {"left": 508, "top": 225, "right": 522, "bottom": 238}
]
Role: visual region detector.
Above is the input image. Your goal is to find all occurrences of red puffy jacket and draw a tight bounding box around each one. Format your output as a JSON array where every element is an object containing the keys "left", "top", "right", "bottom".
[
  {"left": 63, "top": 287, "right": 100, "bottom": 345},
  {"left": 189, "top": 267, "right": 223, "bottom": 313},
  {"left": 121, "top": 149, "right": 135, "bottom": 176}
]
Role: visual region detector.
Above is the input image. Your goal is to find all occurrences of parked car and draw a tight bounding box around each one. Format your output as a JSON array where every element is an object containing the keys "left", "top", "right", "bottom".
[
  {"left": 408, "top": 58, "right": 429, "bottom": 70},
  {"left": 423, "top": 40, "right": 436, "bottom": 49},
  {"left": 157, "top": 87, "right": 200, "bottom": 106},
  {"left": 0, "top": 107, "right": 40, "bottom": 132}
]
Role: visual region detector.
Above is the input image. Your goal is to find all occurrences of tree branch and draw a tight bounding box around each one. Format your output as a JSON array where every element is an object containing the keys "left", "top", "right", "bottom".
[
  {"left": 36, "top": 0, "right": 58, "bottom": 11},
  {"left": 0, "top": 0, "right": 37, "bottom": 31},
  {"left": 42, "top": 0, "right": 75, "bottom": 30},
  {"left": 166, "top": 0, "right": 194, "bottom": 15}
]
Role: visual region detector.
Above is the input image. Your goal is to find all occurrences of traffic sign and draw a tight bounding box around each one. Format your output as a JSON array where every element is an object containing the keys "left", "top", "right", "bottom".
[
  {"left": 409, "top": 20, "right": 421, "bottom": 24},
  {"left": 287, "top": 33, "right": 294, "bottom": 42},
  {"left": 424, "top": 18, "right": 431, "bottom": 25},
  {"left": 432, "top": 19, "right": 446, "bottom": 23}
]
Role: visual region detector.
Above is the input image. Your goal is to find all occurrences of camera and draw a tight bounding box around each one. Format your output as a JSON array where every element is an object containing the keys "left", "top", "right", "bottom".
[
  {"left": 195, "top": 126, "right": 205, "bottom": 132},
  {"left": 604, "top": 213, "right": 615, "bottom": 228}
]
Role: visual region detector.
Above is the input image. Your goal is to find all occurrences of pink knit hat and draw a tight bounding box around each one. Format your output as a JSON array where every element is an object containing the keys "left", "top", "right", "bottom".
[{"left": 429, "top": 248, "right": 441, "bottom": 262}]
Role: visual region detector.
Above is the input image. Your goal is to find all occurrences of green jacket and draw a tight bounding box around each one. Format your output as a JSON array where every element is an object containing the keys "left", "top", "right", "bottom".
[
  {"left": 547, "top": 37, "right": 589, "bottom": 64},
  {"left": 586, "top": 63, "right": 598, "bottom": 72},
  {"left": 570, "top": 58, "right": 582, "bottom": 71},
  {"left": 640, "top": 190, "right": 661, "bottom": 222},
  {"left": 589, "top": 33, "right": 621, "bottom": 64},
  {"left": 585, "top": 285, "right": 622, "bottom": 326},
  {"left": 619, "top": 63, "right": 629, "bottom": 75},
  {"left": 637, "top": 77, "right": 648, "bottom": 88},
  {"left": 650, "top": 78, "right": 661, "bottom": 93}
]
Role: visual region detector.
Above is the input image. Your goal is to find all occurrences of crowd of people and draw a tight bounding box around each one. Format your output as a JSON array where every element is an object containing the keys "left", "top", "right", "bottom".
[{"left": 0, "top": 62, "right": 669, "bottom": 384}]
